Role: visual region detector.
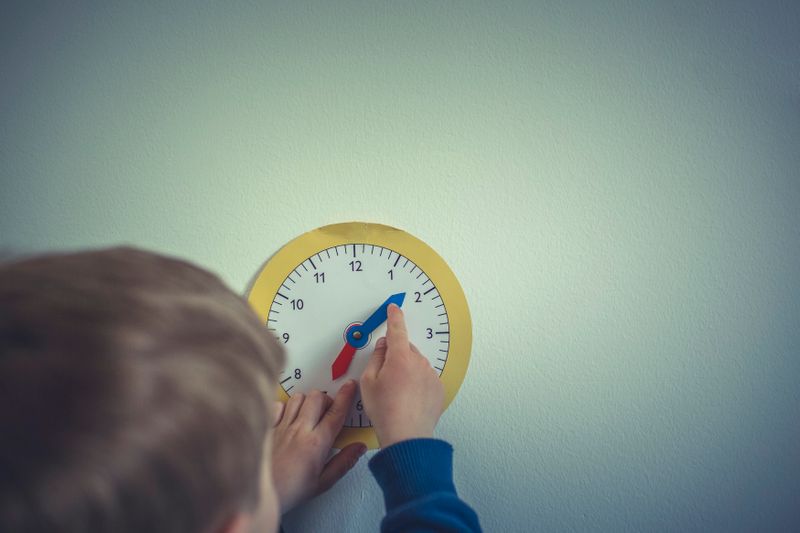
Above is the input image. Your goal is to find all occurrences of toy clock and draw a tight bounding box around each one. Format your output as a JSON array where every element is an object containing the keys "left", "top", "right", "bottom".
[{"left": 247, "top": 222, "right": 472, "bottom": 449}]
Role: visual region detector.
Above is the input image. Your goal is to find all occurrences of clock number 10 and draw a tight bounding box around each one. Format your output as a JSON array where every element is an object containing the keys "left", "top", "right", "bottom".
[{"left": 290, "top": 299, "right": 304, "bottom": 310}]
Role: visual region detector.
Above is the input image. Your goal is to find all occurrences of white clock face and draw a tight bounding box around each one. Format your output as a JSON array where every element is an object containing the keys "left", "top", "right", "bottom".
[{"left": 267, "top": 243, "right": 450, "bottom": 428}]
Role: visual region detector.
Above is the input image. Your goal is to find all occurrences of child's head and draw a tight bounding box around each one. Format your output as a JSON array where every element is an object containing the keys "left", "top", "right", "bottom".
[{"left": 0, "top": 247, "right": 285, "bottom": 533}]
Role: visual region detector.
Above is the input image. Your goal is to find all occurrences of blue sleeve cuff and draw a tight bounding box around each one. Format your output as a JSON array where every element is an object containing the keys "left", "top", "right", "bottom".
[{"left": 368, "top": 438, "right": 456, "bottom": 510}]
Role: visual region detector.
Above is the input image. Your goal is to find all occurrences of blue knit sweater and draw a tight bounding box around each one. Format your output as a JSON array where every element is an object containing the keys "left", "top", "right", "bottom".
[{"left": 368, "top": 439, "right": 482, "bottom": 532}]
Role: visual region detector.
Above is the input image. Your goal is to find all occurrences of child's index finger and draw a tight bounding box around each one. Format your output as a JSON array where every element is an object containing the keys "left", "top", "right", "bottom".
[{"left": 386, "top": 303, "right": 409, "bottom": 351}]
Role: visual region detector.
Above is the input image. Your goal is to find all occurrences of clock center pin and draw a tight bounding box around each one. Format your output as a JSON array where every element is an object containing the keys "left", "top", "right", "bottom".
[{"left": 344, "top": 321, "right": 369, "bottom": 349}]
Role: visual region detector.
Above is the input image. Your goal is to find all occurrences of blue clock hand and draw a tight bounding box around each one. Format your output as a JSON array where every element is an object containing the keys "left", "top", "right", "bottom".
[
  {"left": 332, "top": 292, "right": 406, "bottom": 380},
  {"left": 359, "top": 292, "right": 406, "bottom": 336}
]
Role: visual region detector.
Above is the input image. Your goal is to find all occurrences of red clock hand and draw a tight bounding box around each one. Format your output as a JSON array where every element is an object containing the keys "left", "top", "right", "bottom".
[{"left": 331, "top": 343, "right": 357, "bottom": 380}]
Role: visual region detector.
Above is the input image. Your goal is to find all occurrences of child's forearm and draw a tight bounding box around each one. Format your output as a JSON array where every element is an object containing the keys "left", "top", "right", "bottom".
[{"left": 369, "top": 438, "right": 482, "bottom": 532}]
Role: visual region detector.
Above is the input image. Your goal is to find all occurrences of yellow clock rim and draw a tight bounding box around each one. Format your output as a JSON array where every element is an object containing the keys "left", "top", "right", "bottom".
[{"left": 247, "top": 221, "right": 472, "bottom": 449}]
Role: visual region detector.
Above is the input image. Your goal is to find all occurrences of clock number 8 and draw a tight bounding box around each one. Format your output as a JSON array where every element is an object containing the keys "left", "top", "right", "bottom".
[{"left": 294, "top": 368, "right": 302, "bottom": 379}]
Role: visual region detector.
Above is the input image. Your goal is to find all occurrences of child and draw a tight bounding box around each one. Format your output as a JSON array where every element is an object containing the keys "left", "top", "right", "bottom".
[{"left": 0, "top": 247, "right": 480, "bottom": 532}]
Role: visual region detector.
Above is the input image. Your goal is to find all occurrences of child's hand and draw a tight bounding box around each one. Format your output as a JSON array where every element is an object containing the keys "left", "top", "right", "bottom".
[
  {"left": 360, "top": 304, "right": 445, "bottom": 448},
  {"left": 271, "top": 381, "right": 366, "bottom": 514}
]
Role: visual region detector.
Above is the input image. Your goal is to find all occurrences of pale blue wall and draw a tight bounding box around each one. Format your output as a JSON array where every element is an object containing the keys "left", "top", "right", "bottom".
[{"left": 2, "top": 2, "right": 799, "bottom": 531}]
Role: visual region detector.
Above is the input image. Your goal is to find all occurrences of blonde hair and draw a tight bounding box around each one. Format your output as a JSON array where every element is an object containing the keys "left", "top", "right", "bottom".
[{"left": 0, "top": 247, "right": 284, "bottom": 532}]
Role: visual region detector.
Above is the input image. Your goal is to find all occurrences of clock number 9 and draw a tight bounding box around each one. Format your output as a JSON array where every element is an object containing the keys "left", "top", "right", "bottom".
[
  {"left": 290, "top": 298, "right": 304, "bottom": 310},
  {"left": 281, "top": 333, "right": 290, "bottom": 343}
]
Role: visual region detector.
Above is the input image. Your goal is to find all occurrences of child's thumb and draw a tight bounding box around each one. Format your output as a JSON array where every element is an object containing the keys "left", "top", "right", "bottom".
[
  {"left": 362, "top": 337, "right": 388, "bottom": 379},
  {"left": 317, "top": 442, "right": 368, "bottom": 494}
]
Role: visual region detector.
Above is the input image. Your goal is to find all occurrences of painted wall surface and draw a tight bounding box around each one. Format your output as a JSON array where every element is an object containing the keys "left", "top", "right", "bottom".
[{"left": 2, "top": 2, "right": 799, "bottom": 531}]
